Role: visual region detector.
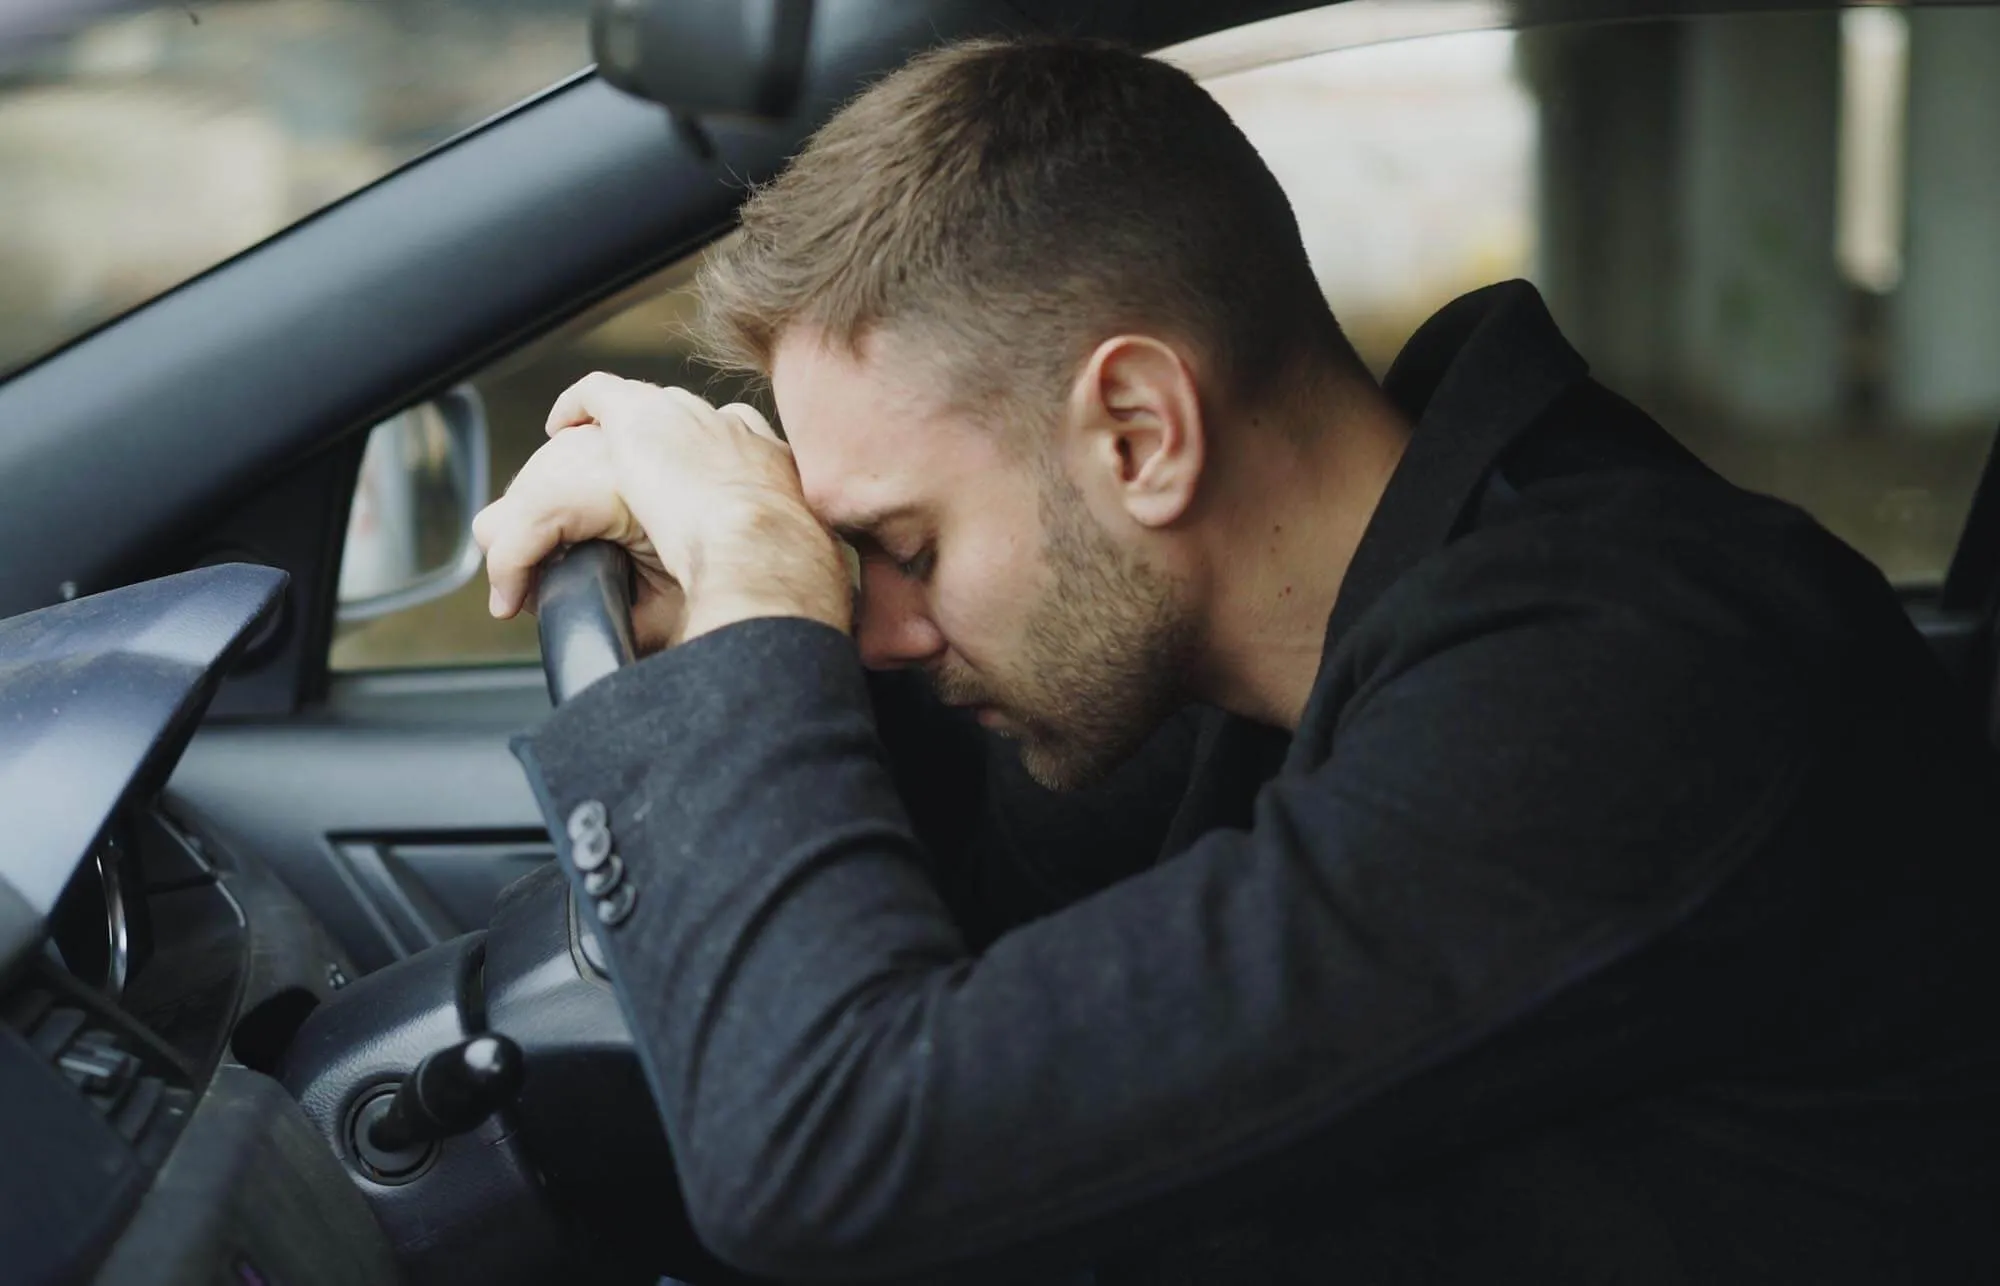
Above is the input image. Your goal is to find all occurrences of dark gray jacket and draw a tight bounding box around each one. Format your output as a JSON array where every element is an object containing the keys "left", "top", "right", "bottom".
[{"left": 518, "top": 282, "right": 2000, "bottom": 1284}]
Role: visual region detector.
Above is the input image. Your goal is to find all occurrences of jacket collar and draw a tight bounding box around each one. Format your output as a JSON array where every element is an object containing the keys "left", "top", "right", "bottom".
[
  {"left": 1319, "top": 280, "right": 1590, "bottom": 661},
  {"left": 1161, "top": 283, "right": 1592, "bottom": 845}
]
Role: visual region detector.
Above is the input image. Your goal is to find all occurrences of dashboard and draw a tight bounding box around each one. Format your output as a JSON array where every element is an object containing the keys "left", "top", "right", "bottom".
[{"left": 0, "top": 564, "right": 397, "bottom": 1286}]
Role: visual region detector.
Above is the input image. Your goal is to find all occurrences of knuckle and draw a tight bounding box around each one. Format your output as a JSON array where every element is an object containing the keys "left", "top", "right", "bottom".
[{"left": 664, "top": 385, "right": 717, "bottom": 416}]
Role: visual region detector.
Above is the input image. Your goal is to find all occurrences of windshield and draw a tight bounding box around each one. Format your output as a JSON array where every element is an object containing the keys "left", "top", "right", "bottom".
[{"left": 0, "top": 0, "right": 588, "bottom": 379}]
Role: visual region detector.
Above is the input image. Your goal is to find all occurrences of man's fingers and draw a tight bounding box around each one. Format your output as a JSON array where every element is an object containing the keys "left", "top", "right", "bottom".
[
  {"left": 470, "top": 500, "right": 500, "bottom": 553},
  {"left": 484, "top": 512, "right": 561, "bottom": 619},
  {"left": 563, "top": 380, "right": 779, "bottom": 456},
  {"left": 718, "top": 400, "right": 783, "bottom": 445},
  {"left": 659, "top": 385, "right": 715, "bottom": 417},
  {"left": 546, "top": 371, "right": 639, "bottom": 437},
  {"left": 659, "top": 386, "right": 743, "bottom": 441},
  {"left": 480, "top": 428, "right": 650, "bottom": 619},
  {"left": 660, "top": 387, "right": 779, "bottom": 444}
]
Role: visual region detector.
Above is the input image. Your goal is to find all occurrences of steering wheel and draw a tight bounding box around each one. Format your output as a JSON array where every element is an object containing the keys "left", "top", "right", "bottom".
[{"left": 534, "top": 540, "right": 638, "bottom": 705}]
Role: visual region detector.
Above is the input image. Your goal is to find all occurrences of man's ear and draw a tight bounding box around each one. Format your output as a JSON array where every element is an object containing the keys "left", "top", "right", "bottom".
[{"left": 1066, "top": 335, "right": 1206, "bottom": 529}]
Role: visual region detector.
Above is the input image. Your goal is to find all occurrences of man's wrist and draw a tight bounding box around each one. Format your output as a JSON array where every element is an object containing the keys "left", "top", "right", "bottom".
[
  {"left": 681, "top": 583, "right": 850, "bottom": 641},
  {"left": 676, "top": 505, "right": 854, "bottom": 642}
]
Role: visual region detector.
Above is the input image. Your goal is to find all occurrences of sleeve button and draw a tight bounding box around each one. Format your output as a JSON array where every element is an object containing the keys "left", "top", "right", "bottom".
[
  {"left": 583, "top": 854, "right": 624, "bottom": 898},
  {"left": 571, "top": 825, "right": 613, "bottom": 873},
  {"left": 567, "top": 799, "right": 609, "bottom": 844},
  {"left": 597, "top": 883, "right": 637, "bottom": 927}
]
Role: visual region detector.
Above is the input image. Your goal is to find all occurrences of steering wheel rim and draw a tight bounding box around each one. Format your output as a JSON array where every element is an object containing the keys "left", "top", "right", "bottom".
[{"left": 535, "top": 541, "right": 637, "bottom": 704}]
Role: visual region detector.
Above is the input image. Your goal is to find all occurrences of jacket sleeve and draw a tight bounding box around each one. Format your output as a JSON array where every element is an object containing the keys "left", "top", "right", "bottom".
[{"left": 513, "top": 590, "right": 1814, "bottom": 1282}]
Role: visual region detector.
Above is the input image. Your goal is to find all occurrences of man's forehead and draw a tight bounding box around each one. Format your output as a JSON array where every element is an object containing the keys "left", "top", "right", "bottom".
[
  {"left": 801, "top": 461, "right": 932, "bottom": 539},
  {"left": 771, "top": 325, "right": 967, "bottom": 529}
]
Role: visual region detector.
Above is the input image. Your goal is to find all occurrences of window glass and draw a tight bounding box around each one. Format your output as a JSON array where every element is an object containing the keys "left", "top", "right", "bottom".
[
  {"left": 0, "top": 0, "right": 588, "bottom": 378},
  {"left": 339, "top": 5, "right": 2000, "bottom": 670},
  {"left": 1188, "top": 7, "right": 2000, "bottom": 585}
]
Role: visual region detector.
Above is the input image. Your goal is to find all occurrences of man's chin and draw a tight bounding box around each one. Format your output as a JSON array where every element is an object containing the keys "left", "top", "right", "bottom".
[
  {"left": 1015, "top": 733, "right": 1125, "bottom": 793},
  {"left": 1016, "top": 745, "right": 1083, "bottom": 792}
]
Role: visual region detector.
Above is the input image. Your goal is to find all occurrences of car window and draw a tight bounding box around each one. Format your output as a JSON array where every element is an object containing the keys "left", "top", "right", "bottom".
[
  {"left": 338, "top": 3, "right": 2000, "bottom": 671},
  {"left": 1174, "top": 5, "right": 2000, "bottom": 586},
  {"left": 329, "top": 248, "right": 763, "bottom": 671},
  {"left": 0, "top": 0, "right": 587, "bottom": 379}
]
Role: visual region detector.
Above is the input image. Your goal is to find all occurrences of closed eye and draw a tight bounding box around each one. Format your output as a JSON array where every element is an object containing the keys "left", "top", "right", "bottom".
[
  {"left": 893, "top": 546, "right": 935, "bottom": 582},
  {"left": 836, "top": 523, "right": 934, "bottom": 584}
]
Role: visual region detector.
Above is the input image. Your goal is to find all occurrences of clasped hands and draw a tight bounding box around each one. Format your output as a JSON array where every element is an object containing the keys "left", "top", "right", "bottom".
[{"left": 471, "top": 373, "right": 853, "bottom": 652}]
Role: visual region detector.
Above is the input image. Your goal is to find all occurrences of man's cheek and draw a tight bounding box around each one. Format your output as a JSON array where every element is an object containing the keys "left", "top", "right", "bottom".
[{"left": 929, "top": 594, "right": 999, "bottom": 674}]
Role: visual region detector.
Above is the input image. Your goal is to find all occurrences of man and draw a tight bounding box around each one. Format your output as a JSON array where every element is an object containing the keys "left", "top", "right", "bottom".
[{"left": 472, "top": 36, "right": 2000, "bottom": 1285}]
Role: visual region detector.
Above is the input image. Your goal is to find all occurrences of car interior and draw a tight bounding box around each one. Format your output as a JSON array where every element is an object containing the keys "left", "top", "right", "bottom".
[{"left": 4, "top": 0, "right": 1999, "bottom": 1282}]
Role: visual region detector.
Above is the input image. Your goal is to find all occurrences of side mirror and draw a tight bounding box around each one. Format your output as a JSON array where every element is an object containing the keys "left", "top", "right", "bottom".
[
  {"left": 591, "top": 0, "right": 816, "bottom": 123},
  {"left": 336, "top": 385, "right": 490, "bottom": 624}
]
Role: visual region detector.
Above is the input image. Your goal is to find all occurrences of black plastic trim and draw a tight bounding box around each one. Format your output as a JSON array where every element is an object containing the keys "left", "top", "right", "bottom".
[
  {"left": 167, "top": 668, "right": 556, "bottom": 974},
  {"left": 91, "top": 1065, "right": 399, "bottom": 1286},
  {"left": 0, "top": 564, "right": 285, "bottom": 983}
]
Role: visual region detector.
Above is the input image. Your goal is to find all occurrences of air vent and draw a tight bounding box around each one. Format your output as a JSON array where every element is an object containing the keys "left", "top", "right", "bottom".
[{"left": 1, "top": 988, "right": 192, "bottom": 1168}]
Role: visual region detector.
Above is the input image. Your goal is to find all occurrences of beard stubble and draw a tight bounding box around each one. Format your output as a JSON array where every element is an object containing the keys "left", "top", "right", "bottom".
[{"left": 929, "top": 468, "right": 1199, "bottom": 791}]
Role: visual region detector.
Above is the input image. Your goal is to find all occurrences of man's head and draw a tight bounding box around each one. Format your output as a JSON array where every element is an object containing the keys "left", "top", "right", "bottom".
[{"left": 697, "top": 36, "right": 1369, "bottom": 788}]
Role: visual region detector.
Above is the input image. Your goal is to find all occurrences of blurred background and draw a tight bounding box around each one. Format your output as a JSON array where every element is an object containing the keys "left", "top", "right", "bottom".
[{"left": 3, "top": 2, "right": 1996, "bottom": 669}]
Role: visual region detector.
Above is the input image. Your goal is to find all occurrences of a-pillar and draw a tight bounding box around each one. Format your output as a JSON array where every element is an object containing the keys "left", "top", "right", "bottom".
[
  {"left": 1886, "top": 8, "right": 2000, "bottom": 431},
  {"left": 1674, "top": 12, "right": 1845, "bottom": 429},
  {"left": 1520, "top": 22, "right": 1684, "bottom": 404}
]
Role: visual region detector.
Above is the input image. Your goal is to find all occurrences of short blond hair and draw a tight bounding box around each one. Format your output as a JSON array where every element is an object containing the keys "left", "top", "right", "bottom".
[{"left": 696, "top": 36, "right": 1360, "bottom": 430}]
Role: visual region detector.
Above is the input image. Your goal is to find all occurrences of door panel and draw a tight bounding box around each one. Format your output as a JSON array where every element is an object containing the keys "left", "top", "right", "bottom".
[
  {"left": 378, "top": 841, "right": 557, "bottom": 941},
  {"left": 165, "top": 669, "right": 552, "bottom": 975}
]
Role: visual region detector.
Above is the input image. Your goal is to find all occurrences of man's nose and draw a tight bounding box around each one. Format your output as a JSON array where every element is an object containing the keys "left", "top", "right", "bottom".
[{"left": 854, "top": 566, "right": 946, "bottom": 670}]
